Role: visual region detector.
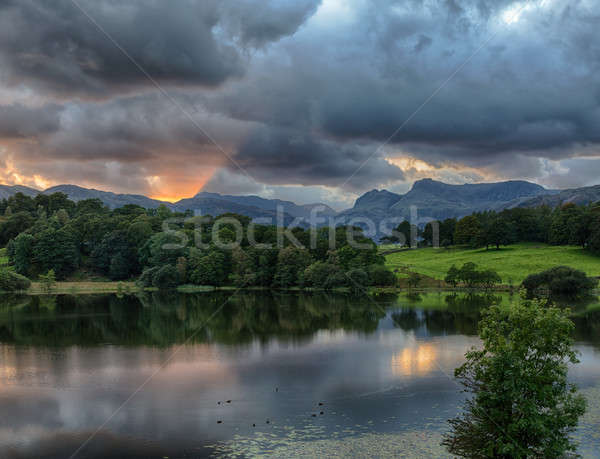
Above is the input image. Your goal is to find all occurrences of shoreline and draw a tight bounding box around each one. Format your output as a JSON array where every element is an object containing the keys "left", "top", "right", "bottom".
[
  {"left": 2, "top": 280, "right": 520, "bottom": 295},
  {"left": 1, "top": 281, "right": 597, "bottom": 297}
]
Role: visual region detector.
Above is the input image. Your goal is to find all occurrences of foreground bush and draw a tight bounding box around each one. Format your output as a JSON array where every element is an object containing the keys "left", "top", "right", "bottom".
[
  {"left": 0, "top": 269, "right": 31, "bottom": 291},
  {"left": 443, "top": 294, "right": 586, "bottom": 457},
  {"left": 522, "top": 266, "right": 597, "bottom": 297}
]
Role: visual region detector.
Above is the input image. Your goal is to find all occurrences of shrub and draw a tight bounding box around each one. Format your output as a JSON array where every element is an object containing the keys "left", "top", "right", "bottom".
[
  {"left": 0, "top": 269, "right": 31, "bottom": 291},
  {"left": 522, "top": 266, "right": 597, "bottom": 297},
  {"left": 368, "top": 264, "right": 396, "bottom": 286}
]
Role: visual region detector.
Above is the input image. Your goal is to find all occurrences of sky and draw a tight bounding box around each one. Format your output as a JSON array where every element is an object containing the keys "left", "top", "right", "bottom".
[{"left": 0, "top": 0, "right": 599, "bottom": 209}]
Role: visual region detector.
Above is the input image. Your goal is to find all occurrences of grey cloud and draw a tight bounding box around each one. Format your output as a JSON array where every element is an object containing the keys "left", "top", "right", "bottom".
[
  {"left": 205, "top": 0, "right": 600, "bottom": 178},
  {"left": 221, "top": 0, "right": 322, "bottom": 47},
  {"left": 233, "top": 126, "right": 404, "bottom": 190},
  {"left": 0, "top": 0, "right": 319, "bottom": 98},
  {"left": 11, "top": 93, "right": 251, "bottom": 163},
  {"left": 0, "top": 103, "right": 63, "bottom": 138},
  {"left": 2, "top": 0, "right": 600, "bottom": 194}
]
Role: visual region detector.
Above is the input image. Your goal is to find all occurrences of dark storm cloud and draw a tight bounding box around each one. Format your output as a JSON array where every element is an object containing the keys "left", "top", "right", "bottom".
[
  {"left": 0, "top": 0, "right": 320, "bottom": 97},
  {"left": 0, "top": 103, "right": 63, "bottom": 138},
  {"left": 205, "top": 0, "right": 600, "bottom": 178},
  {"left": 221, "top": 0, "right": 322, "bottom": 47},
  {"left": 1, "top": 0, "right": 600, "bottom": 197},
  {"left": 234, "top": 126, "right": 403, "bottom": 189}
]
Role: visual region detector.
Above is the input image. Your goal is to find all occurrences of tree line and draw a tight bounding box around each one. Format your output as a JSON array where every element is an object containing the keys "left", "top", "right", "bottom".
[
  {"left": 0, "top": 192, "right": 396, "bottom": 290},
  {"left": 384, "top": 201, "right": 600, "bottom": 252}
]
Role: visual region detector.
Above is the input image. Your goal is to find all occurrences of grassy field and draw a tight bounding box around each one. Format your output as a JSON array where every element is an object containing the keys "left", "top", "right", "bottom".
[
  {"left": 384, "top": 243, "right": 600, "bottom": 284},
  {"left": 0, "top": 247, "right": 7, "bottom": 265},
  {"left": 27, "top": 281, "right": 140, "bottom": 295}
]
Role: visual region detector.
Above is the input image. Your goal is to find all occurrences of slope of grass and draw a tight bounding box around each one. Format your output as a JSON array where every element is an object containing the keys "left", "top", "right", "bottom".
[
  {"left": 0, "top": 247, "right": 7, "bottom": 265},
  {"left": 385, "top": 243, "right": 600, "bottom": 284}
]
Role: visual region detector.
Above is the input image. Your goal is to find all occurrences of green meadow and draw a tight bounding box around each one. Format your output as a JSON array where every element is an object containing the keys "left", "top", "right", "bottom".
[{"left": 384, "top": 243, "right": 600, "bottom": 284}]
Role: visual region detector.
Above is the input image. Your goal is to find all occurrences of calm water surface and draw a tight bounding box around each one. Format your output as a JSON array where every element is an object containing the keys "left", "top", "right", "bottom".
[{"left": 0, "top": 292, "right": 599, "bottom": 458}]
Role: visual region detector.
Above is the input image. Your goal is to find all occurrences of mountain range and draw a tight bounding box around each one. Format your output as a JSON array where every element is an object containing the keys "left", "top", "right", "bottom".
[
  {"left": 2, "top": 180, "right": 600, "bottom": 233},
  {"left": 0, "top": 184, "right": 337, "bottom": 226}
]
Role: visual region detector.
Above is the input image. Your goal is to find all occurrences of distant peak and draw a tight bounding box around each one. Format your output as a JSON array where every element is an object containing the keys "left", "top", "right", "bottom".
[{"left": 410, "top": 178, "right": 445, "bottom": 192}]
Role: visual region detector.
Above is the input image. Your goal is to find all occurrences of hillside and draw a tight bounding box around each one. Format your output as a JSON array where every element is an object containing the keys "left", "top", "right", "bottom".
[
  {"left": 384, "top": 243, "right": 600, "bottom": 284},
  {"left": 191, "top": 192, "right": 337, "bottom": 219},
  {"left": 338, "top": 179, "right": 550, "bottom": 239},
  {"left": 389, "top": 179, "right": 547, "bottom": 218},
  {"left": 171, "top": 196, "right": 298, "bottom": 225},
  {"left": 43, "top": 184, "right": 167, "bottom": 209},
  {"left": 0, "top": 184, "right": 39, "bottom": 200},
  {"left": 518, "top": 184, "right": 600, "bottom": 208}
]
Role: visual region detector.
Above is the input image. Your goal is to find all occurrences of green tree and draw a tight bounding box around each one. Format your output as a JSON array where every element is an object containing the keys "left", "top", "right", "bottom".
[
  {"left": 549, "top": 203, "right": 587, "bottom": 246},
  {"left": 444, "top": 265, "right": 459, "bottom": 288},
  {"left": 483, "top": 216, "right": 514, "bottom": 250},
  {"left": 138, "top": 266, "right": 160, "bottom": 288},
  {"left": 141, "top": 232, "right": 188, "bottom": 268},
  {"left": 39, "top": 269, "right": 57, "bottom": 292},
  {"left": 367, "top": 264, "right": 396, "bottom": 286},
  {"left": 56, "top": 208, "right": 70, "bottom": 226},
  {"left": 303, "top": 261, "right": 338, "bottom": 289},
  {"left": 346, "top": 268, "right": 368, "bottom": 294},
  {"left": 33, "top": 227, "right": 79, "bottom": 279},
  {"left": 454, "top": 215, "right": 482, "bottom": 247},
  {"left": 443, "top": 295, "right": 586, "bottom": 458},
  {"left": 0, "top": 269, "right": 31, "bottom": 291},
  {"left": 273, "top": 246, "right": 313, "bottom": 288},
  {"left": 189, "top": 250, "right": 228, "bottom": 286},
  {"left": 12, "top": 233, "right": 34, "bottom": 276},
  {"left": 522, "top": 266, "right": 597, "bottom": 297},
  {"left": 407, "top": 272, "right": 421, "bottom": 289},
  {"left": 479, "top": 269, "right": 502, "bottom": 289},
  {"left": 152, "top": 265, "right": 180, "bottom": 289},
  {"left": 91, "top": 230, "right": 138, "bottom": 280},
  {"left": 0, "top": 211, "right": 34, "bottom": 245}
]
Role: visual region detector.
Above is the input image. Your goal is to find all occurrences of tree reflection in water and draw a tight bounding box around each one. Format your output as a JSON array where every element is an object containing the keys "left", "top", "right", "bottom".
[{"left": 0, "top": 291, "right": 598, "bottom": 349}]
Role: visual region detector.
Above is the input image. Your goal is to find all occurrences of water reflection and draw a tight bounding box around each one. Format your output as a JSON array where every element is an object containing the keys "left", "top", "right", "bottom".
[
  {"left": 390, "top": 343, "right": 437, "bottom": 377},
  {"left": 0, "top": 291, "right": 598, "bottom": 458}
]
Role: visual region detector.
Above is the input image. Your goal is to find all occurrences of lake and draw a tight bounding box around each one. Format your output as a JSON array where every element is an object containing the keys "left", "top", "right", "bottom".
[{"left": 0, "top": 291, "right": 599, "bottom": 458}]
